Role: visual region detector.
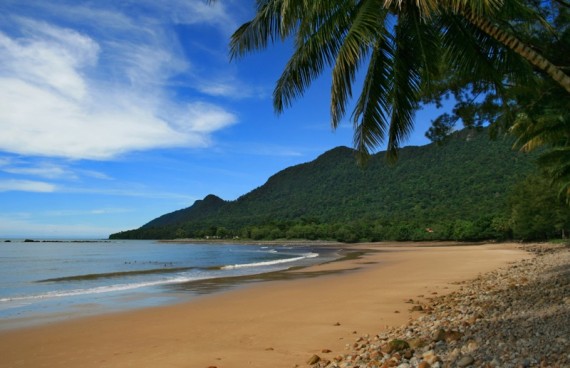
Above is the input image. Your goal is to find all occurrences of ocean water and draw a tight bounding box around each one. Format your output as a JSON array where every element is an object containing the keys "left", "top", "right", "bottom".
[{"left": 0, "top": 239, "right": 337, "bottom": 329}]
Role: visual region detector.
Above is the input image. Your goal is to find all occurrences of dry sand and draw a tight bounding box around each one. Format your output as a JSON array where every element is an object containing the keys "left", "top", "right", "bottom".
[{"left": 0, "top": 242, "right": 529, "bottom": 368}]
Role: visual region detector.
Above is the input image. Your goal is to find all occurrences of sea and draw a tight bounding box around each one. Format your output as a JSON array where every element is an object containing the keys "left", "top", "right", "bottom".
[{"left": 0, "top": 239, "right": 339, "bottom": 330}]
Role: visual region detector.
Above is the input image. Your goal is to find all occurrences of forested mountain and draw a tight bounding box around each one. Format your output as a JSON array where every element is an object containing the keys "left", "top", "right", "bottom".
[{"left": 110, "top": 128, "right": 540, "bottom": 242}]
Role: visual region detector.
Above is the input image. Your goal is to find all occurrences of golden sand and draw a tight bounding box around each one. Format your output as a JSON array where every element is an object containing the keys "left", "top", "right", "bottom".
[{"left": 0, "top": 242, "right": 528, "bottom": 368}]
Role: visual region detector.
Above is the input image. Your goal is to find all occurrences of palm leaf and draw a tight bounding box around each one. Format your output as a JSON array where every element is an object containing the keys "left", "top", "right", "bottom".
[
  {"left": 352, "top": 29, "right": 393, "bottom": 163},
  {"left": 272, "top": 1, "right": 355, "bottom": 113},
  {"left": 330, "top": 0, "right": 387, "bottom": 128},
  {"left": 230, "top": 0, "right": 307, "bottom": 59},
  {"left": 385, "top": 10, "right": 427, "bottom": 160}
]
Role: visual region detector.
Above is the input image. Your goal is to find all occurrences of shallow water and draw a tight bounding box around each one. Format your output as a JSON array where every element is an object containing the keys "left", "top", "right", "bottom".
[{"left": 0, "top": 239, "right": 338, "bottom": 329}]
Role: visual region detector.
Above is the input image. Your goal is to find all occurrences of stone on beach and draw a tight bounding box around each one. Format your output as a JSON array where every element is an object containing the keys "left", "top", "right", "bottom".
[
  {"left": 307, "top": 354, "right": 320, "bottom": 365},
  {"left": 456, "top": 354, "right": 475, "bottom": 367},
  {"left": 326, "top": 243, "right": 569, "bottom": 368}
]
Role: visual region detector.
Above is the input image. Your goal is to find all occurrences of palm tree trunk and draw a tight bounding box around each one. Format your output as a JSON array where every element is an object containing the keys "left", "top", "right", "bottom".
[{"left": 463, "top": 11, "right": 570, "bottom": 94}]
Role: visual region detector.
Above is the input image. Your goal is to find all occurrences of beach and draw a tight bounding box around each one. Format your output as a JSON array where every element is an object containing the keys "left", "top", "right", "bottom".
[{"left": 0, "top": 242, "right": 542, "bottom": 367}]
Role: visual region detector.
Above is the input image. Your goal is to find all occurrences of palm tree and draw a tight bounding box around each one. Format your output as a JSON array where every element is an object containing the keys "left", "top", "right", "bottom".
[
  {"left": 229, "top": 0, "right": 570, "bottom": 160},
  {"left": 511, "top": 79, "right": 570, "bottom": 200}
]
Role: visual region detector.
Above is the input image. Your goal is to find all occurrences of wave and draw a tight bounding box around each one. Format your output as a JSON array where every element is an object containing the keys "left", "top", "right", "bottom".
[
  {"left": 0, "top": 275, "right": 206, "bottom": 304},
  {"left": 36, "top": 267, "right": 195, "bottom": 283},
  {"left": 1, "top": 253, "right": 320, "bottom": 305},
  {"left": 221, "top": 252, "right": 318, "bottom": 270}
]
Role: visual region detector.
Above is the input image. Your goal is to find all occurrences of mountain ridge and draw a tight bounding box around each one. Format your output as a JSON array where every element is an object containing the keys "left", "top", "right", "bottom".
[{"left": 110, "top": 128, "right": 537, "bottom": 241}]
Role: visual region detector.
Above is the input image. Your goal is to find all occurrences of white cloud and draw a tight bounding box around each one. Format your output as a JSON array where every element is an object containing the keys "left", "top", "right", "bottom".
[
  {"left": 2, "top": 163, "right": 72, "bottom": 179},
  {"left": 194, "top": 77, "right": 269, "bottom": 99},
  {"left": 0, "top": 3, "right": 239, "bottom": 160},
  {"left": 44, "top": 208, "right": 132, "bottom": 217},
  {"left": 0, "top": 158, "right": 112, "bottom": 181},
  {"left": 62, "top": 186, "right": 197, "bottom": 201},
  {"left": 78, "top": 169, "right": 113, "bottom": 180},
  {"left": 0, "top": 20, "right": 98, "bottom": 101},
  {"left": 181, "top": 102, "right": 238, "bottom": 134},
  {"left": 138, "top": 0, "right": 239, "bottom": 33},
  {"left": 0, "top": 215, "right": 120, "bottom": 238},
  {"left": 0, "top": 179, "right": 56, "bottom": 192}
]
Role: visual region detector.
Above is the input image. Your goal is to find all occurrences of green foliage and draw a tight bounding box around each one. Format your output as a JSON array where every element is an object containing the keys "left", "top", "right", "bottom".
[
  {"left": 426, "top": 2, "right": 570, "bottom": 200},
  {"left": 110, "top": 128, "right": 540, "bottom": 242},
  {"left": 228, "top": 0, "right": 569, "bottom": 162},
  {"left": 509, "top": 174, "right": 570, "bottom": 240}
]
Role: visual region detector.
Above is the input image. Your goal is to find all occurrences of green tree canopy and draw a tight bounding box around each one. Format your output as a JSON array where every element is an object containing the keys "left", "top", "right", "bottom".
[{"left": 229, "top": 0, "right": 570, "bottom": 161}]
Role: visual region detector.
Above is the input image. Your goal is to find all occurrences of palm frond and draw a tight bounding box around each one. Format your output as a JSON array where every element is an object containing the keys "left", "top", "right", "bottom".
[
  {"left": 385, "top": 11, "right": 427, "bottom": 161},
  {"left": 352, "top": 29, "right": 394, "bottom": 163},
  {"left": 272, "top": 1, "right": 354, "bottom": 113},
  {"left": 512, "top": 109, "right": 570, "bottom": 152},
  {"left": 331, "top": 0, "right": 387, "bottom": 128},
  {"left": 230, "top": 0, "right": 307, "bottom": 59}
]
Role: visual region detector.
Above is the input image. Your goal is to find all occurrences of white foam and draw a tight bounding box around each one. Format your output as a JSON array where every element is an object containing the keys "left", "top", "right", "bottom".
[
  {"left": 222, "top": 252, "right": 318, "bottom": 270},
  {"left": 0, "top": 275, "right": 206, "bottom": 304},
  {"left": 0, "top": 252, "right": 321, "bottom": 305}
]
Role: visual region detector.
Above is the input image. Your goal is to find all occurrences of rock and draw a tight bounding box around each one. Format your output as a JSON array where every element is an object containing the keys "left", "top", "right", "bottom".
[
  {"left": 307, "top": 355, "right": 320, "bottom": 365},
  {"left": 387, "top": 339, "right": 410, "bottom": 353},
  {"left": 408, "top": 338, "right": 426, "bottom": 349},
  {"left": 370, "top": 350, "right": 383, "bottom": 360},
  {"left": 433, "top": 329, "right": 462, "bottom": 343},
  {"left": 456, "top": 355, "right": 475, "bottom": 367},
  {"left": 329, "top": 245, "right": 570, "bottom": 368},
  {"left": 463, "top": 340, "right": 478, "bottom": 353},
  {"left": 433, "top": 329, "right": 446, "bottom": 342},
  {"left": 410, "top": 305, "right": 424, "bottom": 312},
  {"left": 422, "top": 350, "right": 439, "bottom": 365},
  {"left": 333, "top": 322, "right": 341, "bottom": 326},
  {"left": 265, "top": 347, "right": 274, "bottom": 351},
  {"left": 321, "top": 349, "right": 332, "bottom": 353},
  {"left": 444, "top": 330, "right": 463, "bottom": 342}
]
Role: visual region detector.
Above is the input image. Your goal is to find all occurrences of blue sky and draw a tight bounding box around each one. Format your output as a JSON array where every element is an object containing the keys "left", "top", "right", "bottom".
[{"left": 0, "top": 0, "right": 440, "bottom": 238}]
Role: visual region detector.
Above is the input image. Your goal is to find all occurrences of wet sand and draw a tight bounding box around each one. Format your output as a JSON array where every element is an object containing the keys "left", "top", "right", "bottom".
[{"left": 0, "top": 242, "right": 529, "bottom": 368}]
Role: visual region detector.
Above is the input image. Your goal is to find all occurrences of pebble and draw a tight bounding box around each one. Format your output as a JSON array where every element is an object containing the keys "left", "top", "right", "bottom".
[
  {"left": 456, "top": 354, "right": 474, "bottom": 367},
  {"left": 310, "top": 244, "right": 569, "bottom": 368},
  {"left": 307, "top": 354, "right": 320, "bottom": 365}
]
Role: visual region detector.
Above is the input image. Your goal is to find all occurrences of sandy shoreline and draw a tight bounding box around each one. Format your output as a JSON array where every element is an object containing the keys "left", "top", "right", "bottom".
[{"left": 0, "top": 242, "right": 529, "bottom": 368}]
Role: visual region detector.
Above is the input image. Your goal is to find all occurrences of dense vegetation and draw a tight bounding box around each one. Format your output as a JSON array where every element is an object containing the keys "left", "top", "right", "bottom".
[
  {"left": 109, "top": 3, "right": 570, "bottom": 243},
  {"left": 110, "top": 128, "right": 569, "bottom": 242}
]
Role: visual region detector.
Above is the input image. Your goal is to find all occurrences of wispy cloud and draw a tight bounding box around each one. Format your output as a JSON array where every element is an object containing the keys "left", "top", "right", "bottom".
[
  {"left": 0, "top": 215, "right": 122, "bottom": 238},
  {"left": 0, "top": 158, "right": 111, "bottom": 181},
  {"left": 194, "top": 77, "right": 269, "bottom": 99},
  {"left": 0, "top": 179, "right": 56, "bottom": 192},
  {"left": 43, "top": 208, "right": 132, "bottom": 217},
  {"left": 61, "top": 186, "right": 197, "bottom": 202},
  {"left": 2, "top": 163, "right": 75, "bottom": 179},
  {"left": 0, "top": 1, "right": 240, "bottom": 160},
  {"left": 78, "top": 169, "right": 113, "bottom": 180}
]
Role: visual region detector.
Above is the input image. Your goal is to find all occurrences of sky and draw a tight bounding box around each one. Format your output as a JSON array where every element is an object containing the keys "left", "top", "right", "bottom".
[{"left": 0, "top": 0, "right": 442, "bottom": 239}]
